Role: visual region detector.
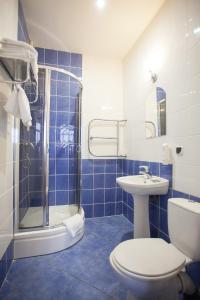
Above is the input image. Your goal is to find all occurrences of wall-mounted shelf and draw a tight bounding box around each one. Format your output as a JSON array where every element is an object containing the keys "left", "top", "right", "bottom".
[
  {"left": 90, "top": 137, "right": 118, "bottom": 140},
  {"left": 88, "top": 118, "right": 127, "bottom": 158},
  {"left": 0, "top": 39, "right": 38, "bottom": 103}
]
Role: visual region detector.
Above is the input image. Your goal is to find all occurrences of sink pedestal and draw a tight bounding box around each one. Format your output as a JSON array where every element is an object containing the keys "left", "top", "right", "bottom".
[
  {"left": 116, "top": 175, "right": 169, "bottom": 239},
  {"left": 133, "top": 194, "right": 150, "bottom": 238}
]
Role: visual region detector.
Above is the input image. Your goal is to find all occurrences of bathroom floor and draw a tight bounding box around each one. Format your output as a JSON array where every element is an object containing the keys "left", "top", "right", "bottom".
[{"left": 0, "top": 216, "right": 134, "bottom": 300}]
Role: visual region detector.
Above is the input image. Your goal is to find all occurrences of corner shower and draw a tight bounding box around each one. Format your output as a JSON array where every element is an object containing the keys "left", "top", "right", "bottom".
[{"left": 14, "top": 65, "right": 84, "bottom": 258}]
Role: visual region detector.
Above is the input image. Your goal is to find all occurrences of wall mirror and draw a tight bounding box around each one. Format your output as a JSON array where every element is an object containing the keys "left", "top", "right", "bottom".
[{"left": 145, "top": 87, "right": 166, "bottom": 138}]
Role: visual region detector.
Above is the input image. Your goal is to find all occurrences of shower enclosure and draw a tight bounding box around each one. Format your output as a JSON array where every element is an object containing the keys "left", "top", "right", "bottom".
[{"left": 14, "top": 65, "right": 84, "bottom": 258}]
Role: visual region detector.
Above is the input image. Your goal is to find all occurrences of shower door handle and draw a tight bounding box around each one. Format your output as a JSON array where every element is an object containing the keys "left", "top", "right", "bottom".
[
  {"left": 77, "top": 144, "right": 81, "bottom": 153},
  {"left": 47, "top": 144, "right": 49, "bottom": 153}
]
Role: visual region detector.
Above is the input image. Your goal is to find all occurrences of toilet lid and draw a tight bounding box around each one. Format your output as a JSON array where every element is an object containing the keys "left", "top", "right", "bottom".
[{"left": 112, "top": 238, "right": 186, "bottom": 277}]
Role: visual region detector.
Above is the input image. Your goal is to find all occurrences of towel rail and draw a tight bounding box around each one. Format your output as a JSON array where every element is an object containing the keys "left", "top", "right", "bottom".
[
  {"left": 0, "top": 41, "right": 38, "bottom": 103},
  {"left": 88, "top": 118, "right": 127, "bottom": 158},
  {"left": 0, "top": 58, "right": 38, "bottom": 104}
]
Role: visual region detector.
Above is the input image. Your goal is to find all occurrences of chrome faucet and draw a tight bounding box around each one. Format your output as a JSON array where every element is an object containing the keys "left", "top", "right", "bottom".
[
  {"left": 139, "top": 166, "right": 152, "bottom": 179},
  {"left": 20, "top": 140, "right": 34, "bottom": 149}
]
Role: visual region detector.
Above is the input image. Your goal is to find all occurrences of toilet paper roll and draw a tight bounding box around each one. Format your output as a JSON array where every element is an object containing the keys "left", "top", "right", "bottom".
[{"left": 162, "top": 143, "right": 171, "bottom": 165}]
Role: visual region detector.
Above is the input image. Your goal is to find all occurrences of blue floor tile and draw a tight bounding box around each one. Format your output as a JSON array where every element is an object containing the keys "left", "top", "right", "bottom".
[
  {"left": 0, "top": 216, "right": 132, "bottom": 300},
  {"left": 0, "top": 266, "right": 111, "bottom": 300},
  {"left": 0, "top": 216, "right": 189, "bottom": 299}
]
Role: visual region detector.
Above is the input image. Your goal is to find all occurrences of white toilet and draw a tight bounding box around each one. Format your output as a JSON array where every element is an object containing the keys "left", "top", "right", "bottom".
[{"left": 110, "top": 198, "right": 200, "bottom": 300}]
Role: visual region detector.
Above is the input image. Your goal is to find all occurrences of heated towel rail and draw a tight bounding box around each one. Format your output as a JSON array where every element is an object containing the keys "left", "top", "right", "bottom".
[{"left": 88, "top": 118, "right": 127, "bottom": 157}]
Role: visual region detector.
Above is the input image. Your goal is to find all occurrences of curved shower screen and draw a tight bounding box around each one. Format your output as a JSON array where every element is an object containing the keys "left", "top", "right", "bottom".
[
  {"left": 18, "top": 65, "right": 82, "bottom": 230},
  {"left": 18, "top": 68, "right": 46, "bottom": 229}
]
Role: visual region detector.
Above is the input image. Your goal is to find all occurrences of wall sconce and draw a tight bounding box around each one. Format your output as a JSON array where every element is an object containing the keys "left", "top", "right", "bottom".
[{"left": 149, "top": 70, "right": 157, "bottom": 83}]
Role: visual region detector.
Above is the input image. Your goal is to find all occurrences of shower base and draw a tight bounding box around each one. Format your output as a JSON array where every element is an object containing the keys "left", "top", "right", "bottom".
[
  {"left": 14, "top": 205, "right": 84, "bottom": 259},
  {"left": 20, "top": 205, "right": 80, "bottom": 228}
]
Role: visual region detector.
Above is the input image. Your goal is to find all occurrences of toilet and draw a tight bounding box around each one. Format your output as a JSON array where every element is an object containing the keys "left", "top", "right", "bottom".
[{"left": 110, "top": 198, "right": 200, "bottom": 300}]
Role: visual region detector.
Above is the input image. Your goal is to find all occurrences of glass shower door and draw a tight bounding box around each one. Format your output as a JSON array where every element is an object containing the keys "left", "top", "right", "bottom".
[
  {"left": 18, "top": 64, "right": 82, "bottom": 230},
  {"left": 19, "top": 68, "right": 49, "bottom": 228}
]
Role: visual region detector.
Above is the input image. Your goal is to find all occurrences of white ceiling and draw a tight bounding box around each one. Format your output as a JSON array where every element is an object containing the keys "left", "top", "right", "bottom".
[{"left": 21, "top": 0, "right": 165, "bottom": 59}]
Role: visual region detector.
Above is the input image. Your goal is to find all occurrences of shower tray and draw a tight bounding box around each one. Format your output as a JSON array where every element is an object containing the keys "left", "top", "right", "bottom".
[{"left": 14, "top": 205, "right": 84, "bottom": 259}]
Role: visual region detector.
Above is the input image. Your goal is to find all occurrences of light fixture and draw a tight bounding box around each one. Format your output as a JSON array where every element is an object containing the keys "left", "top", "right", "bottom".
[
  {"left": 143, "top": 44, "right": 165, "bottom": 82},
  {"left": 193, "top": 27, "right": 200, "bottom": 34},
  {"left": 149, "top": 70, "right": 157, "bottom": 83},
  {"left": 96, "top": 0, "right": 106, "bottom": 9}
]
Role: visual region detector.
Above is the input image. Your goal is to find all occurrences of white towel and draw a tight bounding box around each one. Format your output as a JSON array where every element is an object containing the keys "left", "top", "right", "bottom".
[
  {"left": 63, "top": 214, "right": 84, "bottom": 237},
  {"left": 0, "top": 38, "right": 38, "bottom": 84},
  {"left": 4, "top": 85, "right": 32, "bottom": 130}
]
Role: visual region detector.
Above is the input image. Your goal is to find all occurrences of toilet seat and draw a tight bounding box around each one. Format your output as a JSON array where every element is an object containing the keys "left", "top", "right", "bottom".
[{"left": 111, "top": 238, "right": 186, "bottom": 280}]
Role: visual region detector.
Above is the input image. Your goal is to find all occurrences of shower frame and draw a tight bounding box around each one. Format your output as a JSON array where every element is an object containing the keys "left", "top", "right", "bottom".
[{"left": 16, "top": 64, "right": 83, "bottom": 232}]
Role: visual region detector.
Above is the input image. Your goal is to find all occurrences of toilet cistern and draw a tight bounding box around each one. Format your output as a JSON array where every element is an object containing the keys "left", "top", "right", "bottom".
[{"left": 116, "top": 173, "right": 169, "bottom": 238}]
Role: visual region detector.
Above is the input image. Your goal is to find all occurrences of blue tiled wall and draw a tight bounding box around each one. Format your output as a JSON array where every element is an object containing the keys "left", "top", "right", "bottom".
[
  {"left": 122, "top": 159, "right": 200, "bottom": 243},
  {"left": 36, "top": 47, "right": 82, "bottom": 206},
  {"left": 122, "top": 160, "right": 173, "bottom": 241},
  {"left": 122, "top": 159, "right": 200, "bottom": 287},
  {"left": 81, "top": 157, "right": 177, "bottom": 233},
  {"left": 24, "top": 70, "right": 46, "bottom": 209},
  {"left": 18, "top": 68, "right": 46, "bottom": 216},
  {"left": 81, "top": 159, "right": 123, "bottom": 218},
  {"left": 18, "top": 0, "right": 83, "bottom": 210},
  {"left": 0, "top": 241, "right": 14, "bottom": 288},
  {"left": 82, "top": 157, "right": 199, "bottom": 244}
]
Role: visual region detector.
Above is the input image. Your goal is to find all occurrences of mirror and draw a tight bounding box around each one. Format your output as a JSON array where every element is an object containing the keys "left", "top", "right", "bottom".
[{"left": 145, "top": 87, "right": 166, "bottom": 138}]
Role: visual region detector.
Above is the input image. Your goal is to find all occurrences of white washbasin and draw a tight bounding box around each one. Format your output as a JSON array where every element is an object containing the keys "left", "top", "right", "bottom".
[
  {"left": 116, "top": 175, "right": 169, "bottom": 196},
  {"left": 117, "top": 175, "right": 169, "bottom": 238}
]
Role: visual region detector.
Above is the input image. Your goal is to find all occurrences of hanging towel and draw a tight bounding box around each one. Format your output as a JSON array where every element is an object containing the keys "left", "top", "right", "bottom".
[
  {"left": 17, "top": 85, "right": 32, "bottom": 129},
  {"left": 3, "top": 85, "right": 20, "bottom": 117},
  {"left": 63, "top": 214, "right": 84, "bottom": 237},
  {"left": 4, "top": 85, "right": 32, "bottom": 130}
]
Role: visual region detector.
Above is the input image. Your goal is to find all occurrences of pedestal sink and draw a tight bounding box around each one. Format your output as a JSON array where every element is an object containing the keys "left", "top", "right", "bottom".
[{"left": 117, "top": 175, "right": 169, "bottom": 238}]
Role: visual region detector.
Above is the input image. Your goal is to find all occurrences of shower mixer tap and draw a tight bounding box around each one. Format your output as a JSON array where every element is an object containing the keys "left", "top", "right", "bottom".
[{"left": 21, "top": 141, "right": 34, "bottom": 149}]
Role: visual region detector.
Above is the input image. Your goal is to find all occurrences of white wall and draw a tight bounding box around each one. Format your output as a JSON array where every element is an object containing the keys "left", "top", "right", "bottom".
[
  {"left": 0, "top": 0, "right": 18, "bottom": 259},
  {"left": 123, "top": 0, "right": 200, "bottom": 197},
  {"left": 82, "top": 55, "right": 125, "bottom": 158}
]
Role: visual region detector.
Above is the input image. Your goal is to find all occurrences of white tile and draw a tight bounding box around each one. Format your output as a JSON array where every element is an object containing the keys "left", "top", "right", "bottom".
[
  {"left": 0, "top": 212, "right": 13, "bottom": 259},
  {"left": 123, "top": 0, "right": 200, "bottom": 196},
  {"left": 172, "top": 136, "right": 200, "bottom": 167},
  {"left": 0, "top": 188, "right": 13, "bottom": 228},
  {"left": 0, "top": 0, "right": 18, "bottom": 260},
  {"left": 174, "top": 164, "right": 200, "bottom": 197},
  {"left": 82, "top": 55, "right": 124, "bottom": 158},
  {"left": 186, "top": 0, "right": 200, "bottom": 49}
]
